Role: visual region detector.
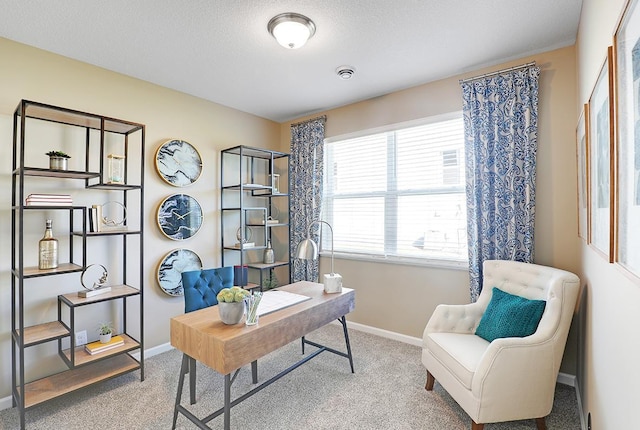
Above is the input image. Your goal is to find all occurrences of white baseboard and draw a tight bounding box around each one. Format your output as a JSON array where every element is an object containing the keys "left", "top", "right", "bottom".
[
  {"left": 574, "top": 378, "right": 587, "bottom": 430},
  {"left": 1, "top": 322, "right": 580, "bottom": 412},
  {"left": 339, "top": 320, "right": 577, "bottom": 389}
]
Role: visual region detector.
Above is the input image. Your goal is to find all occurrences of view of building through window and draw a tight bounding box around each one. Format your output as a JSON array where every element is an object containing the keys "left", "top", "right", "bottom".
[{"left": 322, "top": 115, "right": 467, "bottom": 263}]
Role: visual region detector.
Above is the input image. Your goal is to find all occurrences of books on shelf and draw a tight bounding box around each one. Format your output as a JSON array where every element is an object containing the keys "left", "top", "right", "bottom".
[
  {"left": 84, "top": 335, "right": 125, "bottom": 355},
  {"left": 25, "top": 193, "right": 72, "bottom": 206}
]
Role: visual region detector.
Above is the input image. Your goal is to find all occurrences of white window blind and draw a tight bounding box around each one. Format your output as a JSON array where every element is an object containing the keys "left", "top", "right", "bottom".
[{"left": 322, "top": 115, "right": 467, "bottom": 264}]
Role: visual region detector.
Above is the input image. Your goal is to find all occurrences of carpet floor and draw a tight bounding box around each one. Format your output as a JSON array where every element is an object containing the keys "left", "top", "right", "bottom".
[{"left": 0, "top": 324, "right": 580, "bottom": 429}]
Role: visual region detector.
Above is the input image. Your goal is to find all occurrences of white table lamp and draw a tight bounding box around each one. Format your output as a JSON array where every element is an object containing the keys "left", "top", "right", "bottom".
[{"left": 295, "top": 220, "right": 342, "bottom": 293}]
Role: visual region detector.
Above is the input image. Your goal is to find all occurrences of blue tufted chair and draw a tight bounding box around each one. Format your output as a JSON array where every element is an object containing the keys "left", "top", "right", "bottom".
[
  {"left": 175, "top": 267, "right": 234, "bottom": 409},
  {"left": 182, "top": 266, "right": 234, "bottom": 313}
]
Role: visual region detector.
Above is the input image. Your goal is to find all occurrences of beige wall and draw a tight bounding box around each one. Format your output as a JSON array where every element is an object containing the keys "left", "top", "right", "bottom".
[
  {"left": 0, "top": 37, "right": 280, "bottom": 399},
  {"left": 281, "top": 45, "right": 580, "bottom": 369},
  {"left": 576, "top": 1, "right": 640, "bottom": 429},
  {"left": 0, "top": 31, "right": 583, "bottom": 407}
]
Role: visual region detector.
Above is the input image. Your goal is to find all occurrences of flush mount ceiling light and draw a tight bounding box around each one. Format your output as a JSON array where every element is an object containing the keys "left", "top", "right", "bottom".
[
  {"left": 336, "top": 66, "right": 355, "bottom": 80},
  {"left": 268, "top": 12, "right": 316, "bottom": 49}
]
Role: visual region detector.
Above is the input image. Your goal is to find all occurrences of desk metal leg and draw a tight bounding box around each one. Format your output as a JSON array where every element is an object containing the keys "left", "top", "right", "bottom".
[
  {"left": 189, "top": 356, "right": 197, "bottom": 404},
  {"left": 251, "top": 360, "right": 258, "bottom": 384},
  {"left": 224, "top": 373, "right": 231, "bottom": 430},
  {"left": 172, "top": 354, "right": 189, "bottom": 430},
  {"left": 339, "top": 316, "right": 355, "bottom": 373}
]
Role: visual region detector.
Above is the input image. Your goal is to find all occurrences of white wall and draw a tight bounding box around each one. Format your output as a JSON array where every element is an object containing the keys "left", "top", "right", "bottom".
[{"left": 576, "top": 1, "right": 640, "bottom": 428}]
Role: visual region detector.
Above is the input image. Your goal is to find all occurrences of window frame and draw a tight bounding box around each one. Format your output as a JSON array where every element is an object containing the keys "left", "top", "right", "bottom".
[{"left": 321, "top": 112, "right": 469, "bottom": 270}]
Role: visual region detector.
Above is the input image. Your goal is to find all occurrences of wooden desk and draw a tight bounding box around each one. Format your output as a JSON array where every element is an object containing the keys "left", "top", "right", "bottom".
[{"left": 170, "top": 281, "right": 355, "bottom": 429}]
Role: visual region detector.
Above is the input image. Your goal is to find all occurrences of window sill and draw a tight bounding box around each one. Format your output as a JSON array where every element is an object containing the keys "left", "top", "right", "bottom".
[{"left": 319, "top": 251, "right": 469, "bottom": 271}]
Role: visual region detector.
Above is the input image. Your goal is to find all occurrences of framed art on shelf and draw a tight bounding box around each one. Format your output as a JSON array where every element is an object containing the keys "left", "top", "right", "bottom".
[
  {"left": 588, "top": 47, "right": 615, "bottom": 262},
  {"left": 614, "top": 0, "right": 640, "bottom": 277},
  {"left": 576, "top": 104, "right": 589, "bottom": 241}
]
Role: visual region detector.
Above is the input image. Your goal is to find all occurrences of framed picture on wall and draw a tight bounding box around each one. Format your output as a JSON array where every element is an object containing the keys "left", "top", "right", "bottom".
[
  {"left": 614, "top": 0, "right": 640, "bottom": 277},
  {"left": 576, "top": 104, "right": 589, "bottom": 241},
  {"left": 588, "top": 47, "right": 615, "bottom": 262}
]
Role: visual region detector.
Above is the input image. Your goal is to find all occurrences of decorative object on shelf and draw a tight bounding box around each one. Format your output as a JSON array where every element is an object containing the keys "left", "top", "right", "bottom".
[
  {"left": 78, "top": 263, "right": 112, "bottom": 298},
  {"left": 97, "top": 321, "right": 114, "bottom": 344},
  {"left": 262, "top": 202, "right": 280, "bottom": 224},
  {"left": 85, "top": 336, "right": 123, "bottom": 355},
  {"left": 216, "top": 286, "right": 250, "bottom": 325},
  {"left": 234, "top": 265, "right": 248, "bottom": 286},
  {"left": 155, "top": 139, "right": 203, "bottom": 187},
  {"left": 85, "top": 335, "right": 124, "bottom": 355},
  {"left": 157, "top": 193, "right": 203, "bottom": 240},
  {"left": 262, "top": 269, "right": 279, "bottom": 290},
  {"left": 91, "top": 201, "right": 128, "bottom": 232},
  {"left": 26, "top": 193, "right": 72, "bottom": 206},
  {"left": 244, "top": 292, "right": 263, "bottom": 326},
  {"left": 263, "top": 239, "right": 275, "bottom": 264},
  {"left": 157, "top": 248, "right": 202, "bottom": 296},
  {"left": 38, "top": 219, "right": 58, "bottom": 270},
  {"left": 107, "top": 154, "right": 125, "bottom": 184},
  {"left": 270, "top": 173, "right": 280, "bottom": 193},
  {"left": 295, "top": 220, "right": 342, "bottom": 293},
  {"left": 45, "top": 150, "right": 70, "bottom": 170},
  {"left": 235, "top": 225, "right": 254, "bottom": 248}
]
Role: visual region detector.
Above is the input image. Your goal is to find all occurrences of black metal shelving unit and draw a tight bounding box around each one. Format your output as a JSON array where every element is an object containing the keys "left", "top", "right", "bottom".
[
  {"left": 10, "top": 100, "right": 145, "bottom": 429},
  {"left": 220, "top": 145, "right": 291, "bottom": 289}
]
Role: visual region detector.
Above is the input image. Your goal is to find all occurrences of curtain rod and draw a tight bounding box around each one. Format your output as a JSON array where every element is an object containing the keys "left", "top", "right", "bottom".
[
  {"left": 459, "top": 61, "right": 536, "bottom": 84},
  {"left": 290, "top": 115, "right": 327, "bottom": 127}
]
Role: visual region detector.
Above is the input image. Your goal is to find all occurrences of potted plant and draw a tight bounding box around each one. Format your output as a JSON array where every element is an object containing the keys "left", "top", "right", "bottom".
[
  {"left": 216, "top": 286, "right": 250, "bottom": 325},
  {"left": 97, "top": 321, "right": 114, "bottom": 343},
  {"left": 46, "top": 150, "right": 71, "bottom": 170}
]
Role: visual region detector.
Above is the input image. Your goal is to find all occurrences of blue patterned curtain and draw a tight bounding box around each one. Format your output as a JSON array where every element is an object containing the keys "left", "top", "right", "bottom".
[
  {"left": 290, "top": 117, "right": 326, "bottom": 282},
  {"left": 462, "top": 66, "right": 540, "bottom": 301}
]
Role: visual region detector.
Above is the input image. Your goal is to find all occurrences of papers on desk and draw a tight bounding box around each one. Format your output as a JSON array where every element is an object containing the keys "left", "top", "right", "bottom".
[{"left": 257, "top": 290, "right": 311, "bottom": 316}]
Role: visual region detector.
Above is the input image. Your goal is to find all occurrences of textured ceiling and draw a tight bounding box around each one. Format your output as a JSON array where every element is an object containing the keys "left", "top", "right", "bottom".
[{"left": 0, "top": 0, "right": 582, "bottom": 122}]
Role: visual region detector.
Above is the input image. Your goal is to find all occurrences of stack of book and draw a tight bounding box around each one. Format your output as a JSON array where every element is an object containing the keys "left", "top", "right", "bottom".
[
  {"left": 25, "top": 193, "right": 72, "bottom": 206},
  {"left": 84, "top": 335, "right": 125, "bottom": 355}
]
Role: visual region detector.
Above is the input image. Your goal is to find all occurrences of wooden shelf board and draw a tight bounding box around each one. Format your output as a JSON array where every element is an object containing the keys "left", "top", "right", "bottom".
[
  {"left": 20, "top": 354, "right": 140, "bottom": 408},
  {"left": 86, "top": 183, "right": 141, "bottom": 191},
  {"left": 247, "top": 261, "right": 289, "bottom": 270},
  {"left": 74, "top": 230, "right": 141, "bottom": 237},
  {"left": 21, "top": 263, "right": 83, "bottom": 278},
  {"left": 62, "top": 333, "right": 139, "bottom": 366},
  {"left": 15, "top": 167, "right": 100, "bottom": 180},
  {"left": 59, "top": 284, "right": 140, "bottom": 306},
  {"left": 18, "top": 321, "right": 69, "bottom": 346},
  {"left": 22, "top": 101, "right": 143, "bottom": 134}
]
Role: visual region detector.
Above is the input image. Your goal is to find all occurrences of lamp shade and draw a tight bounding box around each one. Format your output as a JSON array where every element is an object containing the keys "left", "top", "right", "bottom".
[
  {"left": 268, "top": 13, "right": 316, "bottom": 49},
  {"left": 295, "top": 237, "right": 318, "bottom": 260}
]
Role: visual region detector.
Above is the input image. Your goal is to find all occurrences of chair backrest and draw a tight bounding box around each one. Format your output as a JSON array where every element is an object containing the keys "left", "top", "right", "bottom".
[
  {"left": 479, "top": 259, "right": 580, "bottom": 365},
  {"left": 182, "top": 267, "right": 234, "bottom": 313}
]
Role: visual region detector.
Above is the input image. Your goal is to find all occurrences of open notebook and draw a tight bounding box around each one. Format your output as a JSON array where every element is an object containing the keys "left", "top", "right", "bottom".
[{"left": 256, "top": 290, "right": 311, "bottom": 316}]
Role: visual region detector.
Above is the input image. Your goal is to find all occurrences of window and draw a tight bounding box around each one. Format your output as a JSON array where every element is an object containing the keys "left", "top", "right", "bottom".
[{"left": 322, "top": 114, "right": 467, "bottom": 265}]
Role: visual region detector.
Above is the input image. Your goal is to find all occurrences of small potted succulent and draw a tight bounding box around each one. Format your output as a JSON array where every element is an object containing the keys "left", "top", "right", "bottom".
[
  {"left": 97, "top": 321, "right": 114, "bottom": 343},
  {"left": 46, "top": 150, "right": 71, "bottom": 170},
  {"left": 216, "top": 286, "right": 250, "bottom": 325}
]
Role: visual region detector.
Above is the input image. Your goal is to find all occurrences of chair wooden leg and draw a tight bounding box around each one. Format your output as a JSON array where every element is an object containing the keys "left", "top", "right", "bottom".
[
  {"left": 471, "top": 421, "right": 484, "bottom": 430},
  {"left": 535, "top": 417, "right": 546, "bottom": 430},
  {"left": 425, "top": 370, "right": 435, "bottom": 391}
]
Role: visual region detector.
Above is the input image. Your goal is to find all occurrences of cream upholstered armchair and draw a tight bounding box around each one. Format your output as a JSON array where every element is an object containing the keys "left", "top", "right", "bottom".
[{"left": 422, "top": 260, "right": 580, "bottom": 430}]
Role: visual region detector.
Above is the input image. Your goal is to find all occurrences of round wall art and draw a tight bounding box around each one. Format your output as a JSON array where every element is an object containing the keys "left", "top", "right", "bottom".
[
  {"left": 157, "top": 193, "right": 203, "bottom": 240},
  {"left": 155, "top": 139, "right": 203, "bottom": 187},
  {"left": 157, "top": 248, "right": 202, "bottom": 296}
]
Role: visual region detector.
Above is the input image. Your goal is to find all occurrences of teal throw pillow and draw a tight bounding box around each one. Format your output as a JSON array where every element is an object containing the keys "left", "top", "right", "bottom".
[{"left": 475, "top": 287, "right": 546, "bottom": 342}]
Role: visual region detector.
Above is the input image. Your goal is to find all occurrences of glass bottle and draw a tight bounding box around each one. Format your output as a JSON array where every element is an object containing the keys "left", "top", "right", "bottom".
[
  {"left": 38, "top": 219, "right": 58, "bottom": 269},
  {"left": 263, "top": 239, "right": 275, "bottom": 264}
]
